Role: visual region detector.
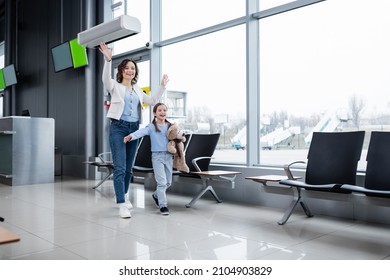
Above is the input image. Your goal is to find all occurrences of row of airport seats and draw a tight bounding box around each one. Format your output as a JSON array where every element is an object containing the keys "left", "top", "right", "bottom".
[
  {"left": 88, "top": 133, "right": 239, "bottom": 208},
  {"left": 89, "top": 130, "right": 390, "bottom": 223},
  {"left": 273, "top": 130, "right": 390, "bottom": 224}
]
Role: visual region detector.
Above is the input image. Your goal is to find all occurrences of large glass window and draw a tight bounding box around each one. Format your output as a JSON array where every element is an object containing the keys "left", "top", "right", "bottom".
[
  {"left": 259, "top": 0, "right": 390, "bottom": 169},
  {"left": 162, "top": 25, "right": 246, "bottom": 164},
  {"left": 111, "top": 0, "right": 150, "bottom": 55},
  {"left": 107, "top": 0, "right": 390, "bottom": 169},
  {"left": 162, "top": 0, "right": 245, "bottom": 40}
]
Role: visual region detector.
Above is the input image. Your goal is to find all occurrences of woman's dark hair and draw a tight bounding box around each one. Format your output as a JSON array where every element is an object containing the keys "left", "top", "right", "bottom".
[
  {"left": 152, "top": 103, "right": 172, "bottom": 132},
  {"left": 116, "top": 59, "right": 139, "bottom": 84}
]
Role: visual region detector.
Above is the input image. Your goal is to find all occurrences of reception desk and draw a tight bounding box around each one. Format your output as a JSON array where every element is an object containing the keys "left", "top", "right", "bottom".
[{"left": 0, "top": 116, "right": 55, "bottom": 186}]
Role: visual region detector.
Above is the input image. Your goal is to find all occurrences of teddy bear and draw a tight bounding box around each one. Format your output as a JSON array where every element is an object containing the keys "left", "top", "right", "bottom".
[{"left": 166, "top": 123, "right": 190, "bottom": 173}]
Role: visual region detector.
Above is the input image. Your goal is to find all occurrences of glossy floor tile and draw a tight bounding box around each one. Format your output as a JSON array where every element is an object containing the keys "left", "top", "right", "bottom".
[{"left": 1, "top": 177, "right": 390, "bottom": 260}]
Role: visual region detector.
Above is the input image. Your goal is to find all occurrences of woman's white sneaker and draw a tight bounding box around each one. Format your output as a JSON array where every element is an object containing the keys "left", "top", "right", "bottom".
[
  {"left": 119, "top": 203, "right": 131, "bottom": 218},
  {"left": 125, "top": 197, "right": 133, "bottom": 209},
  {"left": 125, "top": 201, "right": 133, "bottom": 210}
]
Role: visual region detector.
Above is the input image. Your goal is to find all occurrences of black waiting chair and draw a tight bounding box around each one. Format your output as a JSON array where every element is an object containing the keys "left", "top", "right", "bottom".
[
  {"left": 132, "top": 136, "right": 155, "bottom": 187},
  {"left": 88, "top": 137, "right": 149, "bottom": 189},
  {"left": 177, "top": 133, "right": 240, "bottom": 208},
  {"left": 341, "top": 131, "right": 390, "bottom": 197},
  {"left": 182, "top": 133, "right": 191, "bottom": 151},
  {"left": 132, "top": 134, "right": 190, "bottom": 182},
  {"left": 278, "top": 131, "right": 365, "bottom": 224},
  {"left": 133, "top": 136, "right": 153, "bottom": 174},
  {"left": 180, "top": 133, "right": 220, "bottom": 174}
]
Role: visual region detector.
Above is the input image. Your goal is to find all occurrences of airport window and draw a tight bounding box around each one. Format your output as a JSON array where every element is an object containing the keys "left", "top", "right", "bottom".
[
  {"left": 107, "top": 0, "right": 390, "bottom": 168},
  {"left": 258, "top": 0, "right": 390, "bottom": 169},
  {"left": 111, "top": 0, "right": 125, "bottom": 18},
  {"left": 161, "top": 25, "right": 247, "bottom": 164},
  {"left": 111, "top": 0, "right": 150, "bottom": 55},
  {"left": 161, "top": 0, "right": 245, "bottom": 40}
]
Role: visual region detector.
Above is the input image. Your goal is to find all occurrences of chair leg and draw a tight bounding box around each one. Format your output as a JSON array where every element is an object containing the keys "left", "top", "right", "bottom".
[
  {"left": 300, "top": 200, "right": 313, "bottom": 218},
  {"left": 93, "top": 171, "right": 113, "bottom": 189},
  {"left": 185, "top": 185, "right": 222, "bottom": 208},
  {"left": 277, "top": 187, "right": 313, "bottom": 225},
  {"left": 208, "top": 186, "right": 223, "bottom": 203}
]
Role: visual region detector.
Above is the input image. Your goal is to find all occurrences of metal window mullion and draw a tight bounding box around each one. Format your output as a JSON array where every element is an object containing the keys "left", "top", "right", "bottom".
[
  {"left": 246, "top": 0, "right": 260, "bottom": 166},
  {"left": 149, "top": 0, "right": 162, "bottom": 122},
  {"left": 253, "top": 0, "right": 326, "bottom": 19},
  {"left": 155, "top": 16, "right": 247, "bottom": 48}
]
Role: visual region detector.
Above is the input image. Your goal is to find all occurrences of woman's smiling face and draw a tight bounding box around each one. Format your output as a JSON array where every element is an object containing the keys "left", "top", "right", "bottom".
[{"left": 122, "top": 61, "right": 136, "bottom": 81}]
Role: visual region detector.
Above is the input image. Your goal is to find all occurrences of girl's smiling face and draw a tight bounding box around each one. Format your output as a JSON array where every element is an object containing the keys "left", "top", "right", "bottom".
[{"left": 154, "top": 104, "right": 168, "bottom": 123}]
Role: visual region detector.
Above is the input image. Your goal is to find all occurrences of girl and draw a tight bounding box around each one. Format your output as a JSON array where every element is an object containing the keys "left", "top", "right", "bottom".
[{"left": 124, "top": 103, "right": 173, "bottom": 215}]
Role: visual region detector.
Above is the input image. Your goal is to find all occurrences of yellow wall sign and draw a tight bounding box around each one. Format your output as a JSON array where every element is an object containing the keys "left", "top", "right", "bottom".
[{"left": 141, "top": 86, "right": 150, "bottom": 108}]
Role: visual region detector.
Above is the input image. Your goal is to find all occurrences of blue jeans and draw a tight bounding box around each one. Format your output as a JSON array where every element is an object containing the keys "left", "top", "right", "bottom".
[
  {"left": 152, "top": 152, "right": 173, "bottom": 208},
  {"left": 109, "top": 119, "right": 139, "bottom": 204}
]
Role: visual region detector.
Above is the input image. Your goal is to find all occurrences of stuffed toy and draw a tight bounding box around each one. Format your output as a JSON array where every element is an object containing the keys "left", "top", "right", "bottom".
[{"left": 167, "top": 124, "right": 190, "bottom": 173}]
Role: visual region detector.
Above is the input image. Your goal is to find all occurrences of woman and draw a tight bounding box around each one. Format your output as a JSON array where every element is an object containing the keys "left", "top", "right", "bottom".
[{"left": 99, "top": 42, "right": 169, "bottom": 218}]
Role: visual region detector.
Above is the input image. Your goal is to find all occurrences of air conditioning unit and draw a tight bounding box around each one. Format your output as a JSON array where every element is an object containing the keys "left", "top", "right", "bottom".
[{"left": 77, "top": 15, "right": 141, "bottom": 48}]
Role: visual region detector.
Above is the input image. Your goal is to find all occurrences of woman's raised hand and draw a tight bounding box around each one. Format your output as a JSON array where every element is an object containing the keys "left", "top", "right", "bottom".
[
  {"left": 160, "top": 74, "right": 169, "bottom": 87},
  {"left": 99, "top": 42, "right": 113, "bottom": 62}
]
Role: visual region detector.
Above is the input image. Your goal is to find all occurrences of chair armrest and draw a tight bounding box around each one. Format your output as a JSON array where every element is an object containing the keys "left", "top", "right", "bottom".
[
  {"left": 192, "top": 156, "right": 213, "bottom": 172},
  {"left": 279, "top": 179, "right": 341, "bottom": 189},
  {"left": 133, "top": 166, "right": 154, "bottom": 172},
  {"left": 341, "top": 184, "right": 390, "bottom": 195},
  {"left": 283, "top": 161, "right": 306, "bottom": 180},
  {"left": 98, "top": 152, "right": 112, "bottom": 163}
]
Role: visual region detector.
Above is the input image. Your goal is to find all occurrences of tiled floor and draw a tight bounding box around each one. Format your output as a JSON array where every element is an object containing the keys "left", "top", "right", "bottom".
[{"left": 1, "top": 177, "right": 390, "bottom": 260}]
